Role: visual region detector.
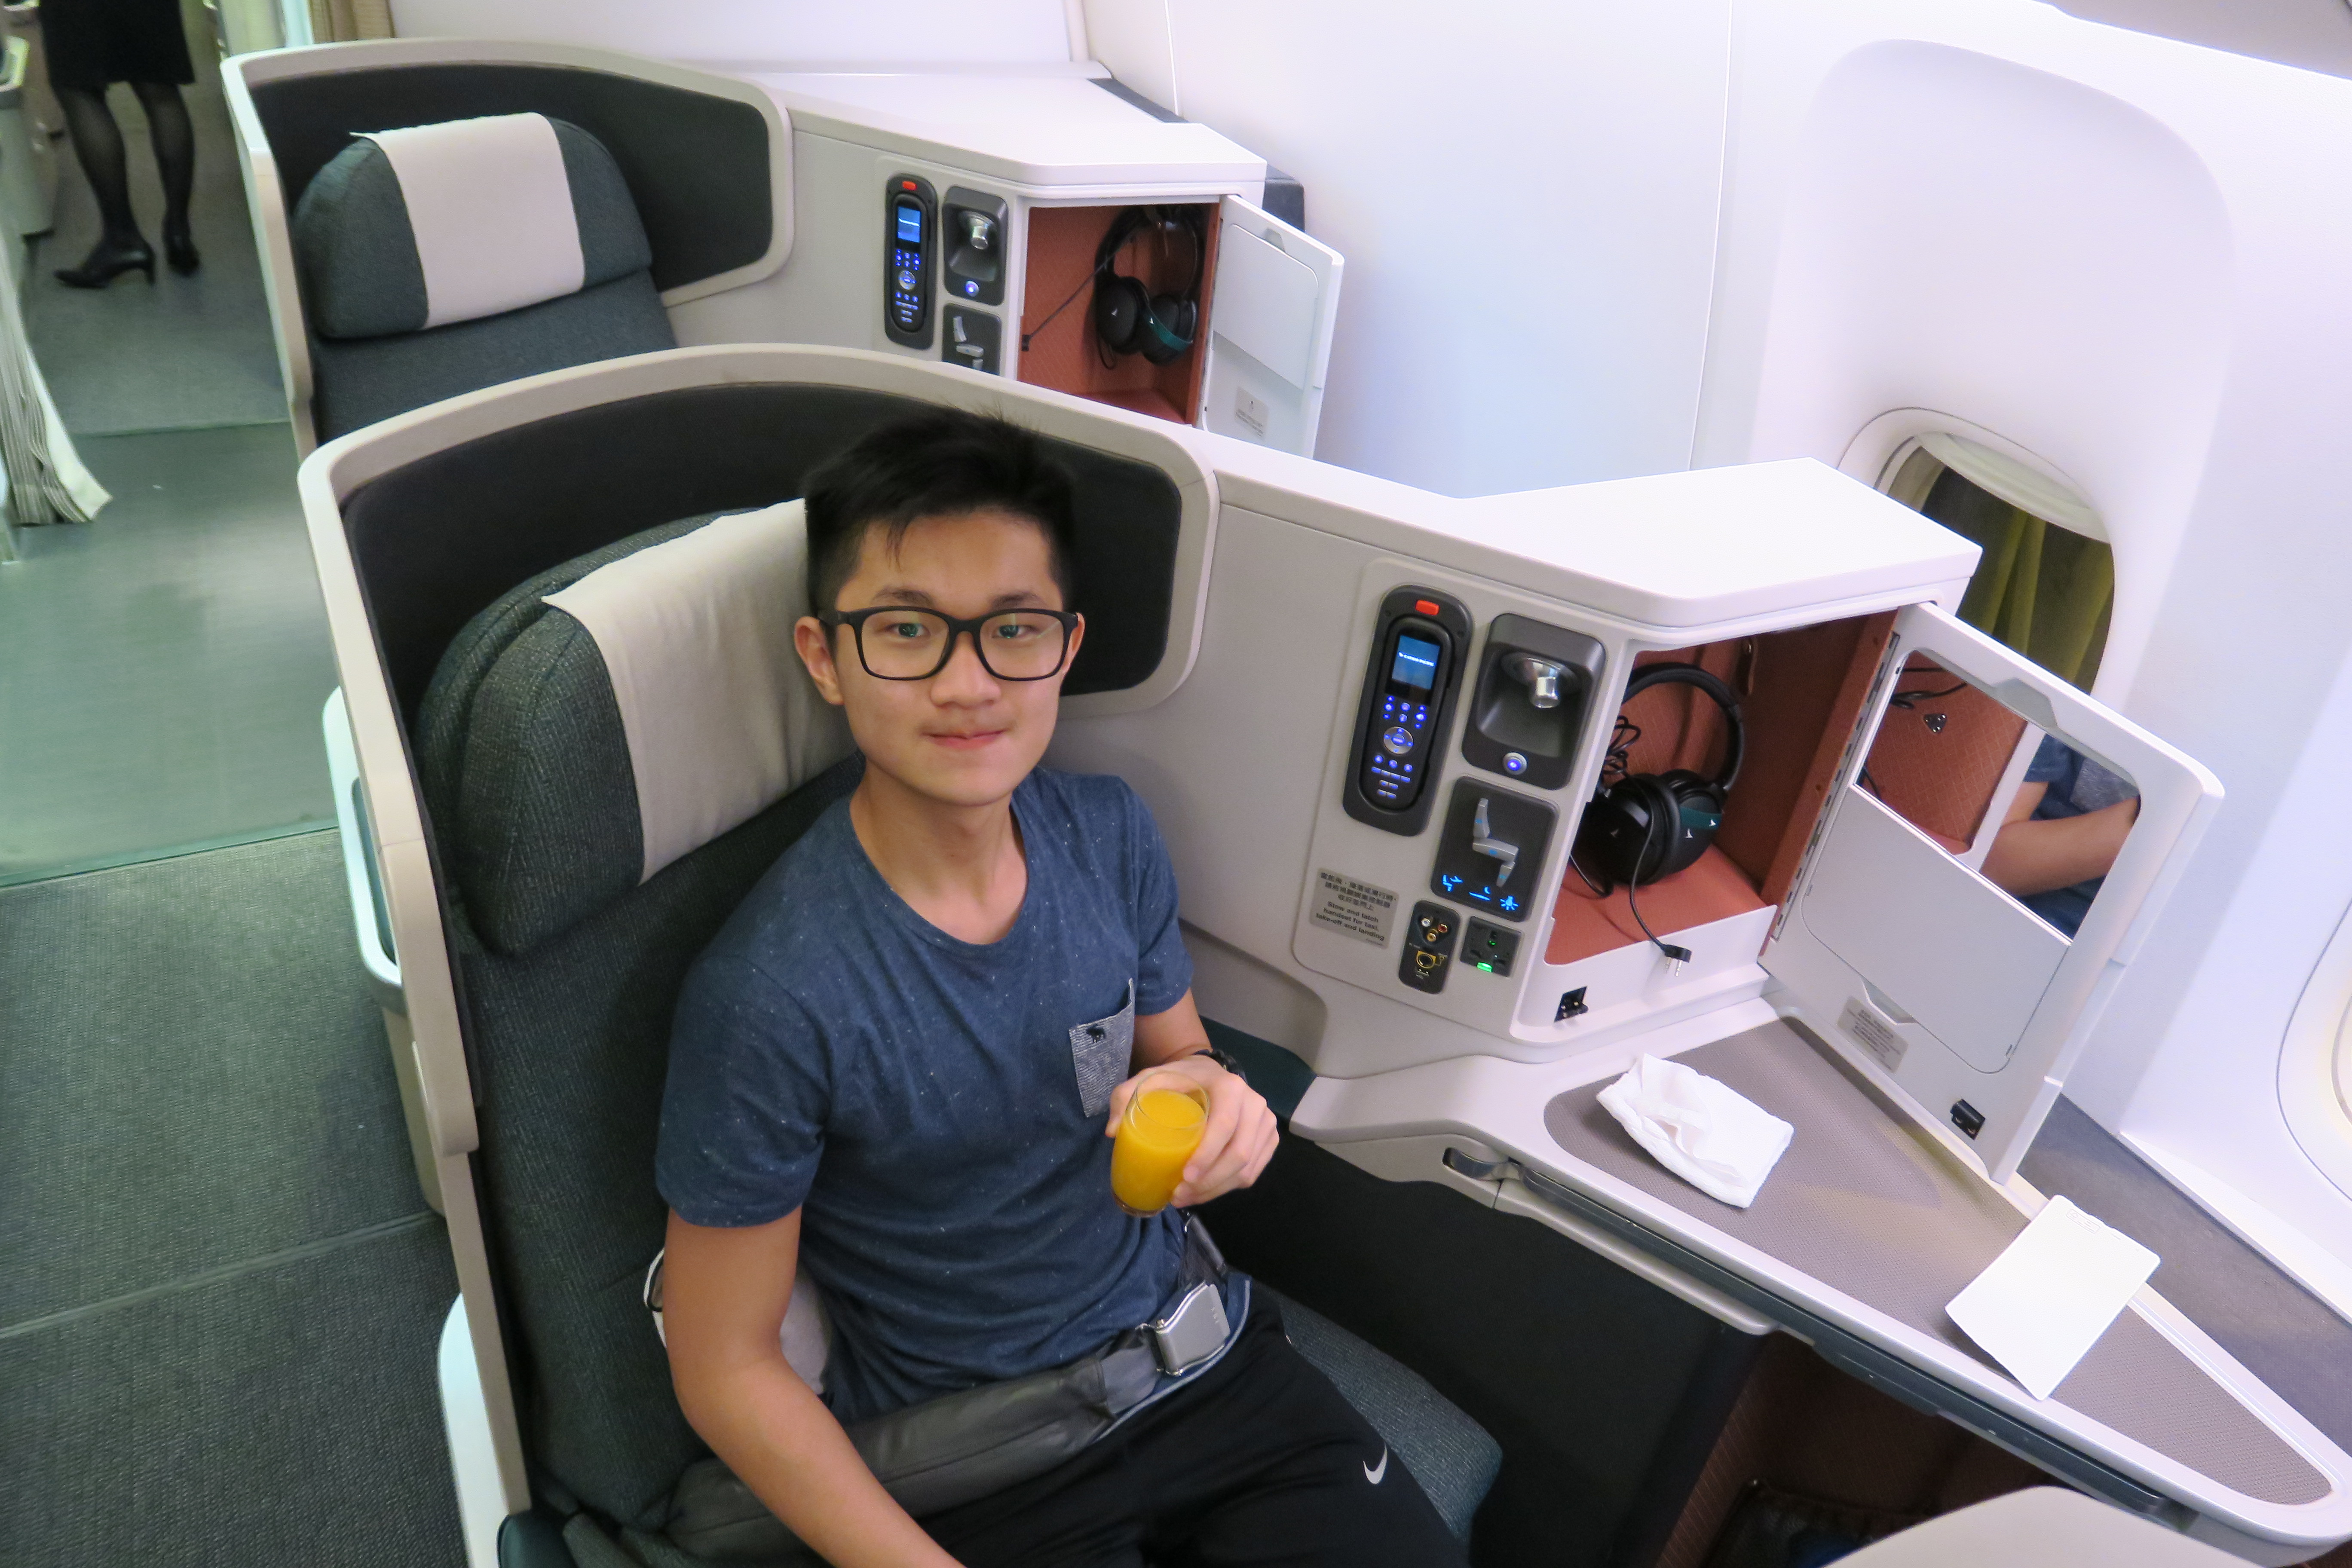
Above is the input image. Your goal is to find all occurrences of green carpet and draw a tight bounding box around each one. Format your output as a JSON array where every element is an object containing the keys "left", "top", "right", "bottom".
[
  {"left": 0, "top": 831, "right": 465, "bottom": 1566},
  {"left": 0, "top": 423, "right": 336, "bottom": 884}
]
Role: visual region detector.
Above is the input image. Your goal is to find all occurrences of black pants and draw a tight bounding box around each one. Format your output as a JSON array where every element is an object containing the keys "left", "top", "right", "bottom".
[{"left": 920, "top": 1297, "right": 1471, "bottom": 1568}]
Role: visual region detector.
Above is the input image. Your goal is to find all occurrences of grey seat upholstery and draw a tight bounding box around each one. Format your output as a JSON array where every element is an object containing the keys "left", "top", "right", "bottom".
[
  {"left": 417, "top": 519, "right": 856, "bottom": 1555},
  {"left": 1267, "top": 1289, "right": 1503, "bottom": 1540},
  {"left": 292, "top": 119, "right": 676, "bottom": 441}
]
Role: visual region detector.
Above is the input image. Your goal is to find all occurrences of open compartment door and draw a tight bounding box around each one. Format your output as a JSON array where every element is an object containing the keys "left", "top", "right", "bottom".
[
  {"left": 1197, "top": 195, "right": 1341, "bottom": 457},
  {"left": 1763, "top": 603, "right": 2220, "bottom": 1180}
]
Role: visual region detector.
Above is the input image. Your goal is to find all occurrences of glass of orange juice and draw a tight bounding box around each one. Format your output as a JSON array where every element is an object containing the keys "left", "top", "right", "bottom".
[{"left": 1111, "top": 1072, "right": 1210, "bottom": 1216}]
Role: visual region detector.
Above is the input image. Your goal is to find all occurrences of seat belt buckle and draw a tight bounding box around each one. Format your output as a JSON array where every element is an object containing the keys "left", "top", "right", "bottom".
[{"left": 1148, "top": 1281, "right": 1231, "bottom": 1377}]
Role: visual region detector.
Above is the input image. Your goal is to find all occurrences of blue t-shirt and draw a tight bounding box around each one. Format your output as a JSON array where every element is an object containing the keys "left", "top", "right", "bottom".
[
  {"left": 2019, "top": 735, "right": 2138, "bottom": 937},
  {"left": 656, "top": 766, "right": 1197, "bottom": 1422}
]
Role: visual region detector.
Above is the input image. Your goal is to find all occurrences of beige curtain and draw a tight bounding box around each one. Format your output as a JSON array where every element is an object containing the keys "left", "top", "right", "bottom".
[
  {"left": 1893, "top": 444, "right": 2115, "bottom": 692},
  {"left": 308, "top": 0, "right": 392, "bottom": 42},
  {"left": 0, "top": 267, "right": 108, "bottom": 561}
]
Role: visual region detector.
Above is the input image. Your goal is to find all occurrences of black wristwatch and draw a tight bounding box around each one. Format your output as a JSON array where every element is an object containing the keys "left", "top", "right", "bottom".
[{"left": 1196, "top": 1044, "right": 1248, "bottom": 1084}]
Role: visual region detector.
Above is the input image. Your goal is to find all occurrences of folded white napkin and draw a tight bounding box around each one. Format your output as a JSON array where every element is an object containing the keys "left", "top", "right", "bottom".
[
  {"left": 1947, "top": 1195, "right": 2157, "bottom": 1400},
  {"left": 1598, "top": 1054, "right": 1795, "bottom": 1208}
]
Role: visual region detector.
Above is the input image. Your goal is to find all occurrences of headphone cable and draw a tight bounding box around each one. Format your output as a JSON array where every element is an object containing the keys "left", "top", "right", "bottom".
[
  {"left": 1019, "top": 271, "right": 1097, "bottom": 353},
  {"left": 1569, "top": 848, "right": 1693, "bottom": 968},
  {"left": 1624, "top": 879, "right": 1693, "bottom": 970},
  {"left": 1890, "top": 680, "right": 1968, "bottom": 710}
]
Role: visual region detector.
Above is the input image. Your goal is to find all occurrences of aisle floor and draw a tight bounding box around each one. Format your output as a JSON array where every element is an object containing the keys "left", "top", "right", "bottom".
[
  {"left": 0, "top": 423, "right": 335, "bottom": 883},
  {"left": 0, "top": 832, "right": 464, "bottom": 1566}
]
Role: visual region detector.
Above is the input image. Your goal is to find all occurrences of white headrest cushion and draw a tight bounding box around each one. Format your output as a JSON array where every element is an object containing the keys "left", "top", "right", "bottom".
[
  {"left": 543, "top": 499, "right": 855, "bottom": 883},
  {"left": 363, "top": 113, "right": 585, "bottom": 328}
]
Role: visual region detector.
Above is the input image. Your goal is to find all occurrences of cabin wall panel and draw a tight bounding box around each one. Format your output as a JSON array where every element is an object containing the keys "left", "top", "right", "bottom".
[
  {"left": 384, "top": 0, "right": 1077, "bottom": 65},
  {"left": 1158, "top": 0, "right": 1733, "bottom": 497}
]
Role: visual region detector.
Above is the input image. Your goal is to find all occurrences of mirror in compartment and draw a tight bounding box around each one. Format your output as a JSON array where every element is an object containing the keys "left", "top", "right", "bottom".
[
  {"left": 1017, "top": 204, "right": 1219, "bottom": 426},
  {"left": 1854, "top": 655, "right": 2140, "bottom": 940},
  {"left": 1547, "top": 613, "right": 1894, "bottom": 970}
]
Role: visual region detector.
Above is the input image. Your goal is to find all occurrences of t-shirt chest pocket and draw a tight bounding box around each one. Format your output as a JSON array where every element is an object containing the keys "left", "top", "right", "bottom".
[{"left": 1069, "top": 980, "right": 1136, "bottom": 1118}]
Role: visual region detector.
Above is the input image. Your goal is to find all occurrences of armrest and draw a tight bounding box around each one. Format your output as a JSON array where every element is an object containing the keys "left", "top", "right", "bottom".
[
  {"left": 496, "top": 1510, "right": 574, "bottom": 1568},
  {"left": 322, "top": 689, "right": 403, "bottom": 1011}
]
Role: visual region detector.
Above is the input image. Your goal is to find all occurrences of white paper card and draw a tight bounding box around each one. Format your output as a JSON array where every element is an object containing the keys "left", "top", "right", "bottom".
[{"left": 1946, "top": 1196, "right": 2159, "bottom": 1400}]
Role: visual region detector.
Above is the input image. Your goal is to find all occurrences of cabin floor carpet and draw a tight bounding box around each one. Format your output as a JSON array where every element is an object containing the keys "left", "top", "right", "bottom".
[
  {"left": 0, "top": 831, "right": 465, "bottom": 1566},
  {"left": 0, "top": 423, "right": 334, "bottom": 885}
]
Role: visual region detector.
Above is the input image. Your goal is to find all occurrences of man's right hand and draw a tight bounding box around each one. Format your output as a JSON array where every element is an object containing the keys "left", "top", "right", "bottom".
[{"left": 663, "top": 1209, "right": 964, "bottom": 1568}]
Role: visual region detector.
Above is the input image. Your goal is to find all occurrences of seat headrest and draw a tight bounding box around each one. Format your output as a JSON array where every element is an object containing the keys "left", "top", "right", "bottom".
[
  {"left": 420, "top": 499, "right": 854, "bottom": 954},
  {"left": 293, "top": 113, "right": 654, "bottom": 340}
]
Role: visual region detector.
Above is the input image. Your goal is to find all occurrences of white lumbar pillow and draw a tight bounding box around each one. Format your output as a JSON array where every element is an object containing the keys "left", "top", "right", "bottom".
[
  {"left": 364, "top": 112, "right": 585, "bottom": 328},
  {"left": 544, "top": 498, "right": 855, "bottom": 882}
]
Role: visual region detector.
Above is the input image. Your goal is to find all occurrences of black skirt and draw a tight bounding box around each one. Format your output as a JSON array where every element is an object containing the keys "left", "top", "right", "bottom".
[{"left": 41, "top": 0, "right": 195, "bottom": 92}]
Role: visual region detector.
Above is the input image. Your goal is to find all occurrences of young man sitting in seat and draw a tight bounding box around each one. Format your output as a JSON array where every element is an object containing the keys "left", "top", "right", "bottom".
[{"left": 657, "top": 408, "right": 1468, "bottom": 1568}]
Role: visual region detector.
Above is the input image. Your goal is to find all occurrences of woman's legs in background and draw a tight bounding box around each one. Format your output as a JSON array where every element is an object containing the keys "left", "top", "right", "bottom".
[
  {"left": 129, "top": 80, "right": 196, "bottom": 271},
  {"left": 55, "top": 85, "right": 138, "bottom": 245},
  {"left": 51, "top": 79, "right": 196, "bottom": 283},
  {"left": 52, "top": 84, "right": 154, "bottom": 284}
]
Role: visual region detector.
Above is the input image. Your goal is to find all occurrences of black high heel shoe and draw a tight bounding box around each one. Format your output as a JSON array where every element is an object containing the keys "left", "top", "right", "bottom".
[
  {"left": 163, "top": 224, "right": 200, "bottom": 276},
  {"left": 55, "top": 236, "right": 156, "bottom": 289}
]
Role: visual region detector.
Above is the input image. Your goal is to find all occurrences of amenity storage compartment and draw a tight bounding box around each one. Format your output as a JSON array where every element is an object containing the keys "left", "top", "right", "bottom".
[
  {"left": 1532, "top": 614, "right": 1896, "bottom": 1040},
  {"left": 1016, "top": 203, "right": 1221, "bottom": 426}
]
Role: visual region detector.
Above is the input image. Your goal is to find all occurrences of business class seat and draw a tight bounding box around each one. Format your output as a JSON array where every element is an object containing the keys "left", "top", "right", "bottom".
[
  {"left": 288, "top": 113, "right": 677, "bottom": 446},
  {"left": 226, "top": 40, "right": 790, "bottom": 453},
  {"left": 304, "top": 346, "right": 1496, "bottom": 1565}
]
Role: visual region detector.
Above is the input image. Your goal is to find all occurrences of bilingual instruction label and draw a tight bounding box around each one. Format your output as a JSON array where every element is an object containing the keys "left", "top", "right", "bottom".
[
  {"left": 1841, "top": 997, "right": 1908, "bottom": 1072},
  {"left": 1311, "top": 870, "right": 1399, "bottom": 947}
]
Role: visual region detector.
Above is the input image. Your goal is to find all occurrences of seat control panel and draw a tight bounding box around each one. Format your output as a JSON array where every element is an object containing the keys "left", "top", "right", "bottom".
[
  {"left": 943, "top": 306, "right": 1002, "bottom": 375},
  {"left": 883, "top": 175, "right": 936, "bottom": 349},
  {"left": 1430, "top": 781, "right": 1556, "bottom": 922},
  {"left": 1343, "top": 587, "right": 1471, "bottom": 835}
]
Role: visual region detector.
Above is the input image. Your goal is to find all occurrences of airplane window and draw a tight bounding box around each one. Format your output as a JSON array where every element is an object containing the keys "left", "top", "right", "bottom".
[
  {"left": 2338, "top": 999, "right": 2352, "bottom": 1128},
  {"left": 1882, "top": 435, "right": 2113, "bottom": 692},
  {"left": 1854, "top": 655, "right": 2138, "bottom": 939}
]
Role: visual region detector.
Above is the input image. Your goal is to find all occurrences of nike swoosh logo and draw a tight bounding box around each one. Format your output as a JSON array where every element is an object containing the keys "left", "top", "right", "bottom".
[{"left": 1364, "top": 1447, "right": 1389, "bottom": 1485}]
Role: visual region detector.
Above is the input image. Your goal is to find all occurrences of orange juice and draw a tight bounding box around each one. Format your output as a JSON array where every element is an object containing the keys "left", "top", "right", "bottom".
[{"left": 1112, "top": 1080, "right": 1209, "bottom": 1216}]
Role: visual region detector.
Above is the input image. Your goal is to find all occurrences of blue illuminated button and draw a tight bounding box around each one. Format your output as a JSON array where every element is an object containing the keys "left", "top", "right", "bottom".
[
  {"left": 897, "top": 268, "right": 917, "bottom": 291},
  {"left": 965, "top": 280, "right": 979, "bottom": 295},
  {"left": 1381, "top": 724, "right": 1414, "bottom": 756},
  {"left": 1504, "top": 752, "right": 1527, "bottom": 775}
]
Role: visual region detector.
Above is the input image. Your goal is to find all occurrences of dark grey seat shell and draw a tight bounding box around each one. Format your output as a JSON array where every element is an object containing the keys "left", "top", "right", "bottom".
[{"left": 248, "top": 61, "right": 773, "bottom": 297}]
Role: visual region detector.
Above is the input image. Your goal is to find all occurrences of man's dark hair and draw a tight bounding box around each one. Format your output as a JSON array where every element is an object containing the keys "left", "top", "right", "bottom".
[{"left": 804, "top": 407, "right": 1079, "bottom": 616}]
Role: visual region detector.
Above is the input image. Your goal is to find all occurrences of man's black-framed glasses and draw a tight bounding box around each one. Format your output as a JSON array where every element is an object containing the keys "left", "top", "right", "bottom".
[{"left": 821, "top": 605, "right": 1081, "bottom": 682}]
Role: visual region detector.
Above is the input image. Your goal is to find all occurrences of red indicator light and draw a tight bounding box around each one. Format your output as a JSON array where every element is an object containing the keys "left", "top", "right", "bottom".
[
  {"left": 901, "top": 180, "right": 917, "bottom": 190},
  {"left": 1413, "top": 599, "right": 1440, "bottom": 617}
]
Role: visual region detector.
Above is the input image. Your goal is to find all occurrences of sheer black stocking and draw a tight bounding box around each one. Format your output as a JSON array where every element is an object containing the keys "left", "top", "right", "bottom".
[
  {"left": 56, "top": 85, "right": 139, "bottom": 245},
  {"left": 129, "top": 80, "right": 195, "bottom": 245}
]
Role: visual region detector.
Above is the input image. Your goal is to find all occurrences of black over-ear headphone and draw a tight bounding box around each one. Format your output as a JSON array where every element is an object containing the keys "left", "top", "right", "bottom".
[
  {"left": 1091, "top": 206, "right": 1205, "bottom": 365},
  {"left": 1573, "top": 662, "right": 1746, "bottom": 890}
]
